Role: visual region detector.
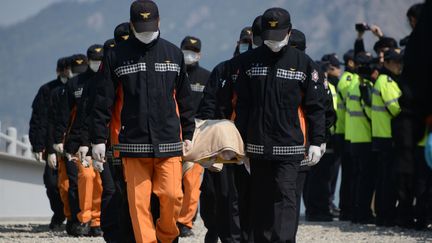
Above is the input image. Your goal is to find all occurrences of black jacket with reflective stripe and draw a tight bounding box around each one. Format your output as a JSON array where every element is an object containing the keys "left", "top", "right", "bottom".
[
  {"left": 234, "top": 45, "right": 326, "bottom": 161},
  {"left": 56, "top": 69, "right": 97, "bottom": 154},
  {"left": 187, "top": 63, "right": 210, "bottom": 114},
  {"left": 91, "top": 36, "right": 195, "bottom": 158}
]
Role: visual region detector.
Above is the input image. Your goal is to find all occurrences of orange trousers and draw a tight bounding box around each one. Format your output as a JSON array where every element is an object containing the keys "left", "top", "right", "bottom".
[
  {"left": 178, "top": 163, "right": 203, "bottom": 228},
  {"left": 123, "top": 157, "right": 183, "bottom": 243},
  {"left": 57, "top": 156, "right": 71, "bottom": 220},
  {"left": 76, "top": 158, "right": 102, "bottom": 227}
]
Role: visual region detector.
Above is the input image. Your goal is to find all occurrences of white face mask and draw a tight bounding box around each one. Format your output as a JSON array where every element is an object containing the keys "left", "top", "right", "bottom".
[
  {"left": 89, "top": 60, "right": 101, "bottom": 72},
  {"left": 183, "top": 50, "right": 200, "bottom": 65},
  {"left": 133, "top": 29, "right": 159, "bottom": 44},
  {"left": 264, "top": 35, "right": 289, "bottom": 52},
  {"left": 239, "top": 43, "right": 249, "bottom": 54}
]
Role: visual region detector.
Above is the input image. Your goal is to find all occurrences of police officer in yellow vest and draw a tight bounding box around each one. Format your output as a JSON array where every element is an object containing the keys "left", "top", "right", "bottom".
[
  {"left": 372, "top": 48, "right": 403, "bottom": 227},
  {"left": 335, "top": 50, "right": 356, "bottom": 221},
  {"left": 345, "top": 52, "right": 377, "bottom": 224}
]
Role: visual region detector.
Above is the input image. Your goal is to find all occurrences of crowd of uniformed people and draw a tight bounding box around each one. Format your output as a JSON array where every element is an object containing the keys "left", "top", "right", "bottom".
[{"left": 28, "top": 0, "right": 432, "bottom": 242}]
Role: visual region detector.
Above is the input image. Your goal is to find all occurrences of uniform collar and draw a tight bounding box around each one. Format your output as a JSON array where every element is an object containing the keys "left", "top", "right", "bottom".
[
  {"left": 186, "top": 62, "right": 199, "bottom": 72},
  {"left": 380, "top": 67, "right": 399, "bottom": 82}
]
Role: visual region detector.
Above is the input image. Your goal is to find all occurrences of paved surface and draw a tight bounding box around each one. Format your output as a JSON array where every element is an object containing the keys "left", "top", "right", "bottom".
[{"left": 1, "top": 217, "right": 431, "bottom": 242}]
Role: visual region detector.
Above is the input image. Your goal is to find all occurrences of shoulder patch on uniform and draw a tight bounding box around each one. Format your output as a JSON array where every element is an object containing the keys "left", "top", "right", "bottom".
[
  {"left": 347, "top": 75, "right": 352, "bottom": 81},
  {"left": 387, "top": 76, "right": 393, "bottom": 82},
  {"left": 311, "top": 70, "right": 319, "bottom": 82}
]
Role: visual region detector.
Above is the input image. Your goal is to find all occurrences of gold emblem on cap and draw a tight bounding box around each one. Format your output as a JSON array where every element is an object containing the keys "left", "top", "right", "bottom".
[
  {"left": 109, "top": 44, "right": 115, "bottom": 47},
  {"left": 140, "top": 12, "right": 151, "bottom": 19},
  {"left": 269, "top": 21, "right": 278, "bottom": 28},
  {"left": 246, "top": 30, "right": 252, "bottom": 35},
  {"left": 122, "top": 35, "right": 129, "bottom": 40},
  {"left": 76, "top": 59, "right": 84, "bottom": 65},
  {"left": 95, "top": 48, "right": 102, "bottom": 53},
  {"left": 190, "top": 39, "right": 198, "bottom": 44},
  {"left": 395, "top": 48, "right": 401, "bottom": 54},
  {"left": 165, "top": 60, "right": 171, "bottom": 63}
]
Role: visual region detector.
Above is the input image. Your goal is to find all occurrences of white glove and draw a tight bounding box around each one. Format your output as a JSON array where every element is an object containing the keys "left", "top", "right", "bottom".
[
  {"left": 307, "top": 145, "right": 322, "bottom": 166},
  {"left": 47, "top": 153, "right": 57, "bottom": 169},
  {"left": 183, "top": 139, "right": 193, "bottom": 152},
  {"left": 92, "top": 143, "right": 106, "bottom": 162},
  {"left": 53, "top": 143, "right": 64, "bottom": 154},
  {"left": 320, "top": 143, "right": 327, "bottom": 156},
  {"left": 34, "top": 152, "right": 45, "bottom": 163},
  {"left": 81, "top": 155, "right": 91, "bottom": 168},
  {"left": 93, "top": 159, "right": 104, "bottom": 173},
  {"left": 78, "top": 146, "right": 89, "bottom": 162}
]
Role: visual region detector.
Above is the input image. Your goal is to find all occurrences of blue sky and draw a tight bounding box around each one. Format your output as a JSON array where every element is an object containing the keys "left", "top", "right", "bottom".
[{"left": 0, "top": 0, "right": 58, "bottom": 26}]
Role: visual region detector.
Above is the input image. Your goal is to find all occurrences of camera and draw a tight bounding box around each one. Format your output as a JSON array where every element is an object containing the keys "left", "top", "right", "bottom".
[{"left": 355, "top": 23, "right": 370, "bottom": 32}]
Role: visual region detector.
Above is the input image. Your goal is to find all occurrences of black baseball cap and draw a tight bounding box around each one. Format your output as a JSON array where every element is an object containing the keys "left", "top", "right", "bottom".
[
  {"left": 70, "top": 54, "right": 88, "bottom": 74},
  {"left": 383, "top": 48, "right": 403, "bottom": 62},
  {"left": 114, "top": 22, "right": 130, "bottom": 43},
  {"left": 373, "top": 37, "right": 398, "bottom": 54},
  {"left": 239, "top": 27, "right": 252, "bottom": 42},
  {"left": 104, "top": 38, "right": 116, "bottom": 50},
  {"left": 130, "top": 0, "right": 159, "bottom": 32},
  {"left": 252, "top": 15, "right": 263, "bottom": 46},
  {"left": 343, "top": 49, "right": 355, "bottom": 64},
  {"left": 354, "top": 52, "right": 373, "bottom": 65},
  {"left": 321, "top": 53, "right": 341, "bottom": 68},
  {"left": 261, "top": 8, "right": 292, "bottom": 41},
  {"left": 181, "top": 36, "right": 201, "bottom": 52},
  {"left": 290, "top": 29, "right": 306, "bottom": 51},
  {"left": 87, "top": 44, "right": 104, "bottom": 61}
]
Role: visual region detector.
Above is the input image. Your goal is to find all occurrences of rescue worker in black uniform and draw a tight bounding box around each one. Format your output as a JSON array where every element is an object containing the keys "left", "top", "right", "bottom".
[
  {"left": 234, "top": 8, "right": 326, "bottom": 242},
  {"left": 177, "top": 36, "right": 210, "bottom": 238},
  {"left": 197, "top": 26, "right": 256, "bottom": 243},
  {"left": 91, "top": 1, "right": 195, "bottom": 241},
  {"left": 29, "top": 57, "right": 70, "bottom": 230},
  {"left": 55, "top": 46, "right": 106, "bottom": 236}
]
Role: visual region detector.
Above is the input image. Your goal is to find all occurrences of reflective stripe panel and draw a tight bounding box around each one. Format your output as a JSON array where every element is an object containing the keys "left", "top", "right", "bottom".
[
  {"left": 371, "top": 106, "right": 387, "bottom": 112},
  {"left": 272, "top": 145, "right": 305, "bottom": 155},
  {"left": 190, "top": 83, "right": 205, "bottom": 92},
  {"left": 114, "top": 62, "right": 147, "bottom": 77},
  {"left": 348, "top": 111, "right": 365, "bottom": 117},
  {"left": 159, "top": 142, "right": 183, "bottom": 153},
  {"left": 113, "top": 142, "right": 183, "bottom": 153},
  {"left": 384, "top": 98, "right": 399, "bottom": 107},
  {"left": 113, "top": 143, "right": 154, "bottom": 153},
  {"left": 276, "top": 68, "right": 306, "bottom": 81},
  {"left": 372, "top": 88, "right": 380, "bottom": 95},
  {"left": 246, "top": 67, "right": 269, "bottom": 77},
  {"left": 154, "top": 63, "right": 180, "bottom": 75},
  {"left": 246, "top": 143, "right": 264, "bottom": 154},
  {"left": 348, "top": 95, "right": 360, "bottom": 101}
]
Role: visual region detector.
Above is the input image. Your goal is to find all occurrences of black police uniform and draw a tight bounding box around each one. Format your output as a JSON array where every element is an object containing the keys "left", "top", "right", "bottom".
[
  {"left": 235, "top": 44, "right": 326, "bottom": 242},
  {"left": 29, "top": 76, "right": 66, "bottom": 226}
]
